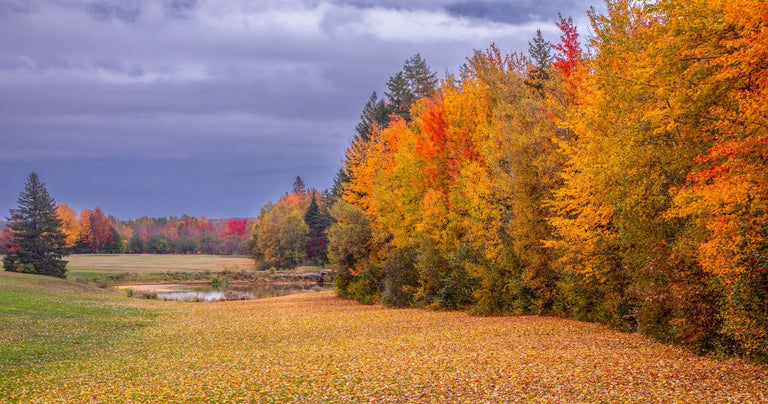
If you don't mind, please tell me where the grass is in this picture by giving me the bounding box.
[0,272,158,393]
[64,254,329,286]
[64,254,256,285]
[66,254,254,276]
[1,271,767,402]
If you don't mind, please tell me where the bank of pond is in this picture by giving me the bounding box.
[122,281,331,301]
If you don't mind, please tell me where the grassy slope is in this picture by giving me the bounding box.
[1,271,767,402]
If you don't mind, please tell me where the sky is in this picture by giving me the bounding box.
[1,0,601,220]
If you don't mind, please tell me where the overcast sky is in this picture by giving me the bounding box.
[1,0,601,220]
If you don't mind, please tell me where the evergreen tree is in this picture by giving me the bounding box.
[529,29,553,71]
[292,176,306,195]
[331,168,349,200]
[354,92,390,144]
[3,172,68,278]
[403,53,438,100]
[526,29,553,92]
[385,53,438,122]
[304,193,332,266]
[385,70,415,121]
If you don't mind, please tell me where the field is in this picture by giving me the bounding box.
[2,270,767,402]
[65,254,255,280]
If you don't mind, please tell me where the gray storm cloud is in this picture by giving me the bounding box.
[0,0,599,218]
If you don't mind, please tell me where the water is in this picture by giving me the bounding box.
[129,283,331,302]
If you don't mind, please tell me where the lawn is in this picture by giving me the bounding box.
[1,271,767,402]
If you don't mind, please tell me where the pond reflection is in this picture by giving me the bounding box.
[127,283,331,302]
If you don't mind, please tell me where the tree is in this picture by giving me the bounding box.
[147,234,173,254]
[79,207,114,253]
[103,227,124,254]
[3,172,68,278]
[0,228,12,255]
[56,204,80,249]
[128,233,145,253]
[526,29,552,91]
[386,54,438,122]
[553,14,581,80]
[173,236,198,254]
[292,176,306,195]
[304,193,332,265]
[385,71,415,121]
[251,191,310,269]
[355,92,391,144]
[223,219,249,238]
[403,53,439,101]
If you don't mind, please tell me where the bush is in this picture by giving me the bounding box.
[15,263,36,274]
[147,235,173,254]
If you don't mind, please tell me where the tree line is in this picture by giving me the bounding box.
[1,191,256,258]
[324,0,768,360]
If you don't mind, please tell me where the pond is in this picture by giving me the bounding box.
[124,283,331,302]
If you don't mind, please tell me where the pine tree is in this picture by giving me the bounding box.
[385,71,415,121]
[292,176,306,195]
[403,53,438,100]
[385,54,438,122]
[526,29,553,92]
[354,91,390,144]
[3,172,69,278]
[304,193,332,266]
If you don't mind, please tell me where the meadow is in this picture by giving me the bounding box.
[65,254,255,281]
[1,269,768,402]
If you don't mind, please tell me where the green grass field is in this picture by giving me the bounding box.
[1,270,767,402]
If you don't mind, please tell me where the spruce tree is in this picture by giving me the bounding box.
[292,176,306,195]
[354,91,390,144]
[385,70,415,121]
[385,54,438,122]
[526,29,553,92]
[3,172,69,278]
[402,53,438,100]
[304,193,331,265]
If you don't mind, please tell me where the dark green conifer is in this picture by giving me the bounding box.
[3,172,68,278]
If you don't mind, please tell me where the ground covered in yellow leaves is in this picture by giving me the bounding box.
[1,272,767,403]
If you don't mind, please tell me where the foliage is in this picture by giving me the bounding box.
[114,215,254,255]
[326,0,768,360]
[78,207,115,253]
[3,172,68,278]
[250,191,310,270]
[55,204,80,248]
[147,234,173,254]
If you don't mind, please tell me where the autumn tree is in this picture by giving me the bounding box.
[327,0,768,361]
[56,204,80,248]
[79,207,114,253]
[327,200,374,298]
[0,228,12,255]
[250,183,314,269]
[648,0,768,357]
[3,173,68,277]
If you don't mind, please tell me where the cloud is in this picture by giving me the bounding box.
[0,0,600,218]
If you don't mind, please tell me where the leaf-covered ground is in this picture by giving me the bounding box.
[1,272,767,403]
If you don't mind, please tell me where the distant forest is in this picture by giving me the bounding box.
[0,208,255,256]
